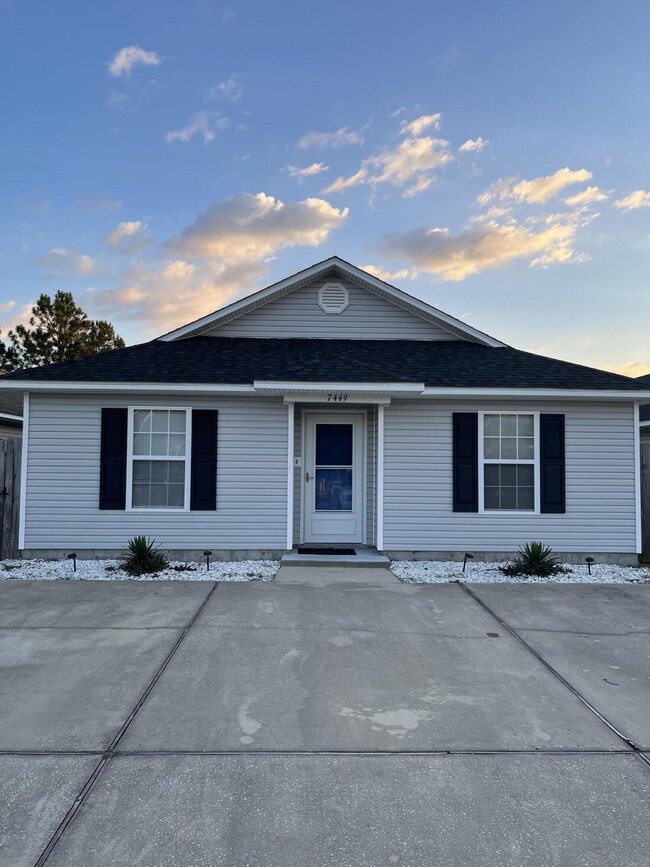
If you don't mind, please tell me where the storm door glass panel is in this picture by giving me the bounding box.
[315,424,353,511]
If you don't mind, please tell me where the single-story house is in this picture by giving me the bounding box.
[637,373,650,441]
[0,391,23,438]
[3,257,649,563]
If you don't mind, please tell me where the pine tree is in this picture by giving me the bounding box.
[0,292,125,372]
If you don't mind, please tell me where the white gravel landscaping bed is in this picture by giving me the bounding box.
[391,560,650,584]
[0,558,279,582]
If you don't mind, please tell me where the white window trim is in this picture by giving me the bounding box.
[478,411,541,515]
[126,406,192,512]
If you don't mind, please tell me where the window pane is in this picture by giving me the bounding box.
[501,414,517,436]
[484,464,500,486]
[315,424,353,466]
[168,434,186,456]
[132,433,150,456]
[500,487,517,510]
[484,437,500,459]
[167,461,185,483]
[518,415,534,436]
[132,461,150,482]
[169,411,186,433]
[501,437,517,459]
[500,464,517,486]
[134,410,151,432]
[484,487,500,509]
[518,437,534,459]
[150,484,168,507]
[152,410,169,433]
[167,484,185,508]
[517,465,534,486]
[150,462,168,483]
[132,484,149,508]
[315,468,352,511]
[150,433,169,456]
[518,487,534,510]
[484,414,500,436]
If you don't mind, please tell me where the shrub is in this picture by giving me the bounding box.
[122,535,168,576]
[500,541,566,578]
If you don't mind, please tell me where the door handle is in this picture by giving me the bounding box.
[305,472,312,482]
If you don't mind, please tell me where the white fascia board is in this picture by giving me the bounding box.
[640,420,650,428]
[254,380,425,395]
[0,381,257,394]
[420,387,650,400]
[157,255,505,347]
[0,412,22,421]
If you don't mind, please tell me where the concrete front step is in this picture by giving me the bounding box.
[280,547,390,568]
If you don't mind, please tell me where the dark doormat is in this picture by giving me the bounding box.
[297,547,357,555]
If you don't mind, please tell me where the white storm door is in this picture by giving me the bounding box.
[302,413,364,543]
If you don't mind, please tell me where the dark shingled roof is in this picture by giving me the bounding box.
[3,337,646,391]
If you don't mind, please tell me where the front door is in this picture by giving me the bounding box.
[302,413,364,543]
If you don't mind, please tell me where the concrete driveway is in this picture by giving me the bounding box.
[1,568,649,866]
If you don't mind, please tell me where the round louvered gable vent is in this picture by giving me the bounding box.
[318,282,349,314]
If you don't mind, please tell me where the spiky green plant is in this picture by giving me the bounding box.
[122,535,167,576]
[501,541,563,578]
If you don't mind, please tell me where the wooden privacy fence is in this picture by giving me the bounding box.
[0,437,21,560]
[642,442,650,563]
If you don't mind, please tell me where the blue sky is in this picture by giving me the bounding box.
[1,0,649,373]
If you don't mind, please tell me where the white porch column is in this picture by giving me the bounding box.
[286,401,295,551]
[377,403,384,551]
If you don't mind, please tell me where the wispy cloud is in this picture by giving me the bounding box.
[287,162,329,179]
[89,191,349,333]
[298,127,364,149]
[208,74,243,101]
[430,46,461,68]
[166,191,348,261]
[104,221,152,254]
[613,190,650,211]
[324,114,452,198]
[459,137,489,153]
[34,247,96,278]
[362,264,417,282]
[108,46,160,77]
[165,111,229,144]
[478,167,593,206]
[107,91,129,110]
[604,360,650,377]
[78,194,123,214]
[88,259,265,335]
[377,200,596,281]
[563,186,609,207]
[400,113,441,136]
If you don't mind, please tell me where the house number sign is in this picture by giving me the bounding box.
[327,393,348,402]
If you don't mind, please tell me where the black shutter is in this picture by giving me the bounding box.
[190,409,218,510]
[540,413,565,513]
[453,413,478,512]
[99,408,127,510]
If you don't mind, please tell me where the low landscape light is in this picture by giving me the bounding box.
[67,552,77,573]
[585,556,595,575]
[463,553,474,572]
[204,550,213,570]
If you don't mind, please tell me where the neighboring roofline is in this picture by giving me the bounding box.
[640,420,650,427]
[3,380,649,399]
[157,256,506,348]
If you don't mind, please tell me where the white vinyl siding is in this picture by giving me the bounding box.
[208,279,459,341]
[383,399,637,553]
[24,393,288,551]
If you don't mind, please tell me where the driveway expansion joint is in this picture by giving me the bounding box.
[31,580,220,867]
[455,580,649,765]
